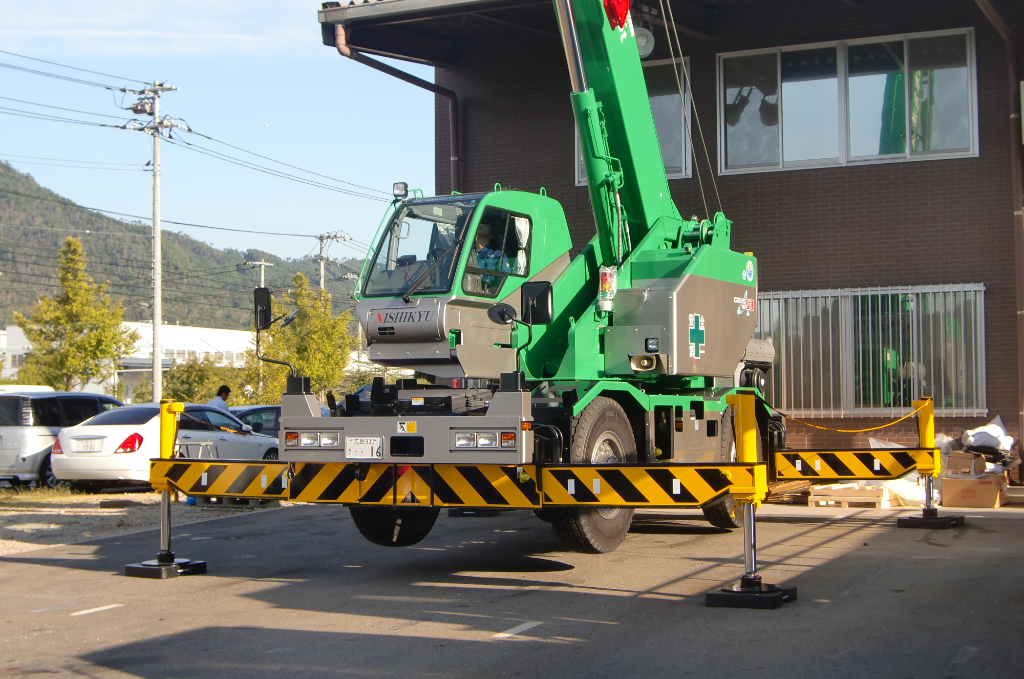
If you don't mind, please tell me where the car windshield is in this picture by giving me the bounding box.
[363,198,478,297]
[83,406,159,426]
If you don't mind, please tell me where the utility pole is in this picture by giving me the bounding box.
[245,259,274,287]
[314,232,352,292]
[126,82,182,402]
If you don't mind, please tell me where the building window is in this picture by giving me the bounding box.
[718,29,977,174]
[576,58,691,186]
[755,284,986,418]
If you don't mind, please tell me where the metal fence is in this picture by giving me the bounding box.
[754,284,986,418]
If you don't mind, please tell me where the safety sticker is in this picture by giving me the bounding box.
[742,260,755,281]
[397,421,417,433]
[688,314,706,359]
[734,290,754,316]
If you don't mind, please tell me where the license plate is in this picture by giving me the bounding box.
[75,439,99,452]
[345,436,383,459]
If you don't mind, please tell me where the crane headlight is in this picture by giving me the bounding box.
[393,182,409,199]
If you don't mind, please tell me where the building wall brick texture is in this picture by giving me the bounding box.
[432,0,1024,444]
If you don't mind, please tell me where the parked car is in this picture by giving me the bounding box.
[0,391,123,488]
[52,403,278,488]
[231,404,332,440]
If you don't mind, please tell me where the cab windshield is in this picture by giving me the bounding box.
[363,198,478,297]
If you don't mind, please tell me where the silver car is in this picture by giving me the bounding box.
[0,392,123,488]
[52,403,279,488]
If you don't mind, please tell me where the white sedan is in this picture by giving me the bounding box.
[52,403,278,486]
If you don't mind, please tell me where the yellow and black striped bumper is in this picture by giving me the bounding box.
[152,460,766,508]
[150,459,288,498]
[152,449,937,508]
[773,448,939,481]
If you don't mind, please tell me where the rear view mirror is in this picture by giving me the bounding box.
[254,288,272,330]
[487,303,517,325]
[521,281,553,325]
[241,424,253,433]
[280,309,301,329]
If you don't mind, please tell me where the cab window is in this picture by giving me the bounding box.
[462,209,531,297]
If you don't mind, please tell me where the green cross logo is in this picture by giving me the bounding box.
[688,314,705,359]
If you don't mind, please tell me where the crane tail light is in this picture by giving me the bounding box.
[603,0,630,30]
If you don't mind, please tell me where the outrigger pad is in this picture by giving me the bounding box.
[897,515,966,529]
[705,576,797,610]
[125,558,207,579]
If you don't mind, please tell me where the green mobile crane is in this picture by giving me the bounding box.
[274,0,777,553]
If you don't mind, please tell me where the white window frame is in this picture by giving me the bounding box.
[755,283,987,418]
[576,57,692,186]
[716,28,979,176]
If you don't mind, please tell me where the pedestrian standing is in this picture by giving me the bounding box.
[206,385,231,412]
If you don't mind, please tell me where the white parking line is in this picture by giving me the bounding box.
[70,604,122,617]
[493,621,543,639]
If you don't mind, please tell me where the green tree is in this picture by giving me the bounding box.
[240,272,353,403]
[131,357,241,404]
[14,237,140,391]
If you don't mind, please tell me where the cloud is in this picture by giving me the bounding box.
[0,0,323,56]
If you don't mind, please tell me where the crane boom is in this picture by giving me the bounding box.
[555,0,684,267]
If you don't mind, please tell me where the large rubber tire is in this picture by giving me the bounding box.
[703,494,744,529]
[262,448,279,460]
[549,397,637,554]
[349,506,440,547]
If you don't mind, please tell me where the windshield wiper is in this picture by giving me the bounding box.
[401,228,468,303]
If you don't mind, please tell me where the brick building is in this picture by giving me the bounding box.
[318,0,1024,447]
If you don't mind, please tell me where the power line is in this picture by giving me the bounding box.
[0,267,261,308]
[0,278,249,312]
[0,49,149,86]
[186,128,392,197]
[0,222,150,237]
[0,96,136,121]
[0,61,126,90]
[2,159,145,172]
[0,242,353,296]
[0,186,327,239]
[0,153,141,166]
[163,134,389,202]
[0,107,126,129]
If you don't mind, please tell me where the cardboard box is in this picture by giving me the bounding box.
[945,450,987,478]
[941,476,1007,508]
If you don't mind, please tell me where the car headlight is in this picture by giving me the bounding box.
[455,432,476,447]
[320,432,340,447]
[476,432,498,448]
[299,432,320,447]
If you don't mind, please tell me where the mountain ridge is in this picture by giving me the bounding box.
[0,162,362,329]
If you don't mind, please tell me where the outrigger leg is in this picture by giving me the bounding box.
[705,393,796,609]
[125,400,207,579]
[897,399,966,529]
[705,501,797,609]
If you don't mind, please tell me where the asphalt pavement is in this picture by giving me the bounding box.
[1,503,1021,678]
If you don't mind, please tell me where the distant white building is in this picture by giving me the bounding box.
[1,323,401,400]
[2,323,254,399]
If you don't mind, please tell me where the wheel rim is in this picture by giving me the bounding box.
[590,431,623,519]
[42,459,57,489]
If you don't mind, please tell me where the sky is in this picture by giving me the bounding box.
[0,0,435,261]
